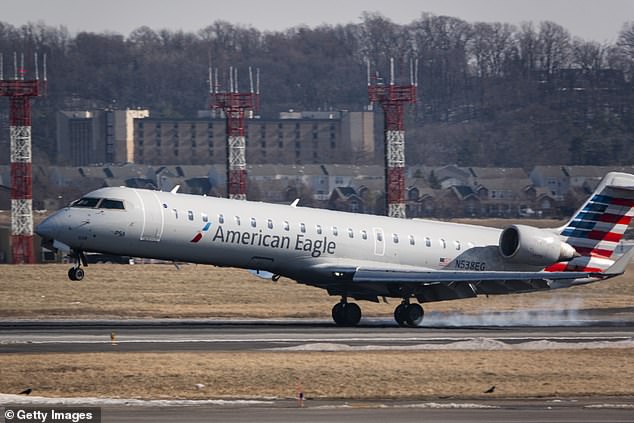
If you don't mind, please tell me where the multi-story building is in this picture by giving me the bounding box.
[56,109,149,165]
[57,108,374,166]
[135,110,374,165]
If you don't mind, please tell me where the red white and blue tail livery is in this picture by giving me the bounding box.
[548,172,634,273]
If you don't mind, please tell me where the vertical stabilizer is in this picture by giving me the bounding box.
[558,172,634,259]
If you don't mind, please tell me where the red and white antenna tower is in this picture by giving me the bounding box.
[0,52,46,263]
[209,65,260,200]
[368,58,417,218]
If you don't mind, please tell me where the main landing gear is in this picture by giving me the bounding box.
[331,297,425,328]
[68,250,87,281]
[394,300,424,327]
[331,298,362,327]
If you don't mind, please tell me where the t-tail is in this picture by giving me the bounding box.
[547,172,634,273]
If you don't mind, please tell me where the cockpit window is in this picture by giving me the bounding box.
[71,197,100,208]
[100,199,125,210]
[70,197,125,210]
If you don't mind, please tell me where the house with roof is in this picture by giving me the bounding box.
[430,164,472,189]
[529,166,567,200]
[473,177,536,217]
[328,187,365,214]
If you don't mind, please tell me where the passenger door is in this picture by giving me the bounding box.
[136,190,164,242]
[373,227,385,256]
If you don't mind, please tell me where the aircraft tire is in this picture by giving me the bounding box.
[394,303,408,327]
[405,303,424,327]
[68,267,85,281]
[74,267,85,281]
[332,302,362,326]
[344,302,362,326]
[332,303,346,326]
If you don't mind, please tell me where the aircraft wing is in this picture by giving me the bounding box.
[352,268,601,284]
[308,249,632,302]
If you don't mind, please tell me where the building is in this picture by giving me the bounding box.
[57,108,373,166]
[57,109,149,166]
[135,110,374,165]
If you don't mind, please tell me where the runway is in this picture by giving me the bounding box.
[1,318,633,422]
[100,399,634,423]
[1,317,633,353]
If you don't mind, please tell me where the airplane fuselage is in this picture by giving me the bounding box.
[37,172,634,327]
[40,187,508,284]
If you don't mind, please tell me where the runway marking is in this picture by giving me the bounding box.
[2,336,633,351]
[0,393,274,407]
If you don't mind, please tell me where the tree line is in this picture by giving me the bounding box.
[1,13,634,167]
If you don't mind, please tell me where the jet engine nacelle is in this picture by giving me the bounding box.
[498,224,577,267]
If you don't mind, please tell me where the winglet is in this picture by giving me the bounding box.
[603,246,634,276]
[170,185,180,194]
[290,198,300,208]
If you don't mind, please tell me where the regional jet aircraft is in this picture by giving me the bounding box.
[36,172,634,327]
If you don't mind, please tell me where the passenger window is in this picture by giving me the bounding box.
[455,241,461,250]
[348,228,354,238]
[393,234,399,244]
[361,230,368,240]
[425,237,431,247]
[218,214,224,224]
[300,223,306,233]
[173,209,179,219]
[235,216,241,225]
[332,226,338,236]
[188,210,194,221]
[267,219,273,229]
[409,235,415,245]
[376,232,383,242]
[283,221,290,231]
[100,199,125,209]
[440,238,446,249]
[316,225,322,235]
[251,217,257,228]
[202,213,208,223]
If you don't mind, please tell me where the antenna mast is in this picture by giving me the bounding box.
[368,58,417,218]
[0,52,47,263]
[209,64,260,200]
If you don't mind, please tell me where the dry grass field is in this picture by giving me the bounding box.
[1,263,633,400]
[1,350,633,400]
[0,263,633,319]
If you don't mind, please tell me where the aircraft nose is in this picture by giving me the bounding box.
[36,213,61,240]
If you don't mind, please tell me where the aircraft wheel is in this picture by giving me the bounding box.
[332,302,362,326]
[394,303,408,327]
[332,302,346,326]
[405,303,424,327]
[68,267,85,281]
[74,267,85,281]
[344,302,362,326]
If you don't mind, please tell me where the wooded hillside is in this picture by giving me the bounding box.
[1,13,634,166]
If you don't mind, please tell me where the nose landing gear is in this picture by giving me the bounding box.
[68,250,87,281]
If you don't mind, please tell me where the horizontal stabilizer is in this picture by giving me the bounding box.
[603,246,634,275]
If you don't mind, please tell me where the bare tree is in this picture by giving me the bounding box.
[571,38,607,71]
[537,21,571,75]
[515,22,539,77]
[613,21,634,79]
[470,22,515,77]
